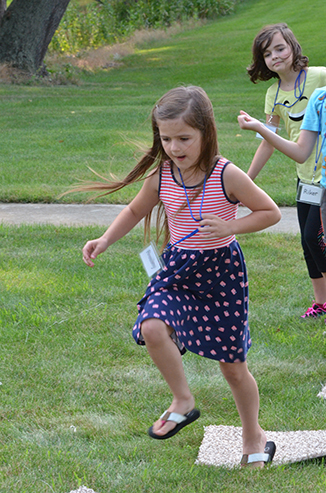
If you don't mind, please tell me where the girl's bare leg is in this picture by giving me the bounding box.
[311,275,326,305]
[219,361,266,467]
[141,318,195,437]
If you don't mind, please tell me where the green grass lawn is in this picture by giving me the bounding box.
[1,0,325,205]
[2,0,326,491]
[1,224,326,492]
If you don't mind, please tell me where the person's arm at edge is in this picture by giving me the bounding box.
[238,111,317,164]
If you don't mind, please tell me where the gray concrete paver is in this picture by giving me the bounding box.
[0,203,299,234]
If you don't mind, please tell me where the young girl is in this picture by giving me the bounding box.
[246,23,326,319]
[81,86,280,466]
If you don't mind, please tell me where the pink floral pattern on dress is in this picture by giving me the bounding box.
[132,241,251,363]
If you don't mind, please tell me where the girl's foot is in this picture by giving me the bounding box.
[241,427,267,468]
[301,301,326,319]
[151,396,195,437]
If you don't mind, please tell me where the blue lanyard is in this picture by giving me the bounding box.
[269,69,307,121]
[178,168,206,221]
[167,168,207,249]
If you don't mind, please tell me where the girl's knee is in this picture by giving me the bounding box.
[141,318,170,344]
[219,361,248,386]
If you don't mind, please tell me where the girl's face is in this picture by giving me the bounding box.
[262,31,293,75]
[157,118,202,173]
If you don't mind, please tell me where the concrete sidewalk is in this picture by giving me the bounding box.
[0,203,299,234]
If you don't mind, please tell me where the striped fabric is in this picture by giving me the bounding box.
[159,158,238,250]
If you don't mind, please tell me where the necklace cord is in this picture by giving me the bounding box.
[268,69,307,124]
[166,168,207,249]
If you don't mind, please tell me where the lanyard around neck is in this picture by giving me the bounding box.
[167,168,207,249]
[177,167,206,221]
[269,69,307,123]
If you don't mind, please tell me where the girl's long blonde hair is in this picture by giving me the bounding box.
[67,85,220,248]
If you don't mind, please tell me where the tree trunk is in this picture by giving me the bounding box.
[0,0,71,73]
[0,0,6,22]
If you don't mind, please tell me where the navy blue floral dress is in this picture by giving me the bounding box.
[132,158,251,363]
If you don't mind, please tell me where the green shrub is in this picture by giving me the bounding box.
[50,0,239,54]
[50,2,118,53]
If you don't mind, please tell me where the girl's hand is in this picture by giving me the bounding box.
[82,237,109,267]
[198,214,231,239]
[237,111,261,132]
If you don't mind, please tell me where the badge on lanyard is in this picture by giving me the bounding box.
[296,181,322,205]
[139,241,165,277]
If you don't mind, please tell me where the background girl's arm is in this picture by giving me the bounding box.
[246,113,280,180]
[238,111,317,164]
[198,164,281,238]
[82,171,160,267]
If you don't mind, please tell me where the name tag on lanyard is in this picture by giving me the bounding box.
[139,241,165,277]
[296,180,322,205]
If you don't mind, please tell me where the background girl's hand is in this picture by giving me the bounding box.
[198,214,231,239]
[82,237,109,267]
[237,110,261,131]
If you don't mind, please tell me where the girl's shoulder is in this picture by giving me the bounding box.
[211,156,232,175]
[216,156,230,166]
[309,86,326,106]
[306,66,326,84]
[307,66,326,75]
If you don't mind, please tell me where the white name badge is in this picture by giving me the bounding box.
[296,180,322,205]
[256,123,278,140]
[139,242,165,277]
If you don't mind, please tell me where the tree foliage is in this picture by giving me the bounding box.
[50,0,239,54]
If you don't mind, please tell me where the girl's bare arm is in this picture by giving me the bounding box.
[238,111,317,164]
[82,172,160,267]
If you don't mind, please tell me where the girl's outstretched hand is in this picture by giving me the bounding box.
[237,111,261,131]
[82,237,109,267]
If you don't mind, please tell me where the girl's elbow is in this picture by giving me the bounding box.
[297,156,308,164]
[272,207,282,225]
[294,147,311,163]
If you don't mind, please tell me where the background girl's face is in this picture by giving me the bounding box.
[157,118,202,172]
[262,31,293,75]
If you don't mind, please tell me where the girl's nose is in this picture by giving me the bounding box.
[170,140,180,152]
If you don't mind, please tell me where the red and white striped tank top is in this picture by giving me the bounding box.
[159,157,238,250]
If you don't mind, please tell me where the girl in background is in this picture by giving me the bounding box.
[246,23,326,318]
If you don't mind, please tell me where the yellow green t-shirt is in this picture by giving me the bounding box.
[265,66,326,182]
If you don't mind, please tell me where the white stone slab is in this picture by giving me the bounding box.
[196,425,326,468]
